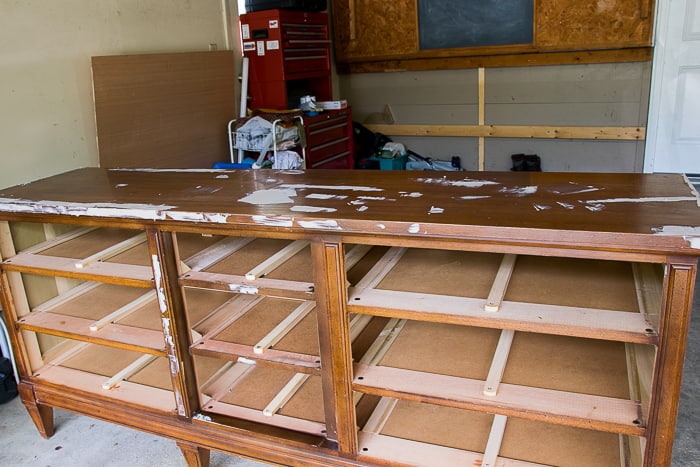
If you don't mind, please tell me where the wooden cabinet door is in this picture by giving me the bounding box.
[536,0,654,49]
[332,0,418,62]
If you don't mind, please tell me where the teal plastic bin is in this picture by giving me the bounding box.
[371,154,407,170]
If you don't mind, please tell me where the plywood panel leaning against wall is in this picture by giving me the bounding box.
[92,51,236,169]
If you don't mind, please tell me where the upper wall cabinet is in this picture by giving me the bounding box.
[332,0,655,72]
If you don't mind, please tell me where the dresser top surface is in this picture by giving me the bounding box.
[1,168,699,253]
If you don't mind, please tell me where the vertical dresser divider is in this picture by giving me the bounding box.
[145,229,200,419]
[644,257,698,465]
[311,236,358,456]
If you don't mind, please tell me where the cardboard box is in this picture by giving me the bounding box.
[317,100,348,110]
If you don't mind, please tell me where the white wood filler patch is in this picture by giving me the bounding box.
[151,254,168,313]
[408,223,421,233]
[459,196,490,200]
[652,226,700,249]
[165,211,231,223]
[252,215,293,227]
[85,207,166,219]
[556,202,576,210]
[290,206,337,213]
[204,213,230,223]
[376,223,386,229]
[400,192,423,198]
[500,186,538,196]
[585,203,605,212]
[585,196,698,204]
[548,182,602,195]
[151,252,185,415]
[229,284,259,294]
[280,184,383,192]
[161,318,178,373]
[297,220,342,230]
[238,188,297,205]
[357,205,369,212]
[111,168,232,173]
[357,196,392,201]
[115,184,128,188]
[306,193,348,200]
[428,206,444,214]
[216,174,229,179]
[533,204,552,211]
[0,198,173,220]
[416,177,500,188]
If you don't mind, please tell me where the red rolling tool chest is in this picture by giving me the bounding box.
[240,9,332,110]
[239,9,353,169]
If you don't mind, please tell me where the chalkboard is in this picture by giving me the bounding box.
[418,0,533,50]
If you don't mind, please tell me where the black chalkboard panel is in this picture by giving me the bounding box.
[418,0,533,50]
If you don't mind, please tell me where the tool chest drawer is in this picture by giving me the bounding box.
[304,107,353,169]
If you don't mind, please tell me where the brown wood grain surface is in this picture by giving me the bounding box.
[92,51,236,169]
[1,168,699,255]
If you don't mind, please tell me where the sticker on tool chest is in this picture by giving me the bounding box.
[256,41,265,56]
[269,20,279,29]
[267,40,279,50]
[243,42,255,52]
[241,24,250,40]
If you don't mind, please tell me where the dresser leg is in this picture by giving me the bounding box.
[177,441,210,467]
[18,382,54,439]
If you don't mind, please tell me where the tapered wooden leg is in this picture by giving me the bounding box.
[177,441,210,467]
[18,382,54,439]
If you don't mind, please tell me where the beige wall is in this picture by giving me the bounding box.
[0,1,652,186]
[339,62,651,172]
[0,0,240,189]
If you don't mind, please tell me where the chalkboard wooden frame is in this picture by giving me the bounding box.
[418,0,534,50]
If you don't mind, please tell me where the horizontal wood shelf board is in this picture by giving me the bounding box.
[181,270,315,300]
[338,232,668,264]
[203,400,326,437]
[183,236,255,272]
[32,364,176,413]
[353,364,644,436]
[338,47,654,72]
[3,252,153,286]
[20,226,99,255]
[357,432,543,467]
[192,339,321,375]
[365,124,646,141]
[348,288,657,344]
[18,311,165,355]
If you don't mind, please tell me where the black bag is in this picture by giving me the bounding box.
[0,357,18,403]
[352,122,392,168]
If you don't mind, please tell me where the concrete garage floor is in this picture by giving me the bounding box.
[2,288,700,466]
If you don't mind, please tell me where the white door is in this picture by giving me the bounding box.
[645,0,700,173]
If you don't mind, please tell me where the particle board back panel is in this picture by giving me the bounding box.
[92,51,236,169]
[377,400,623,466]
